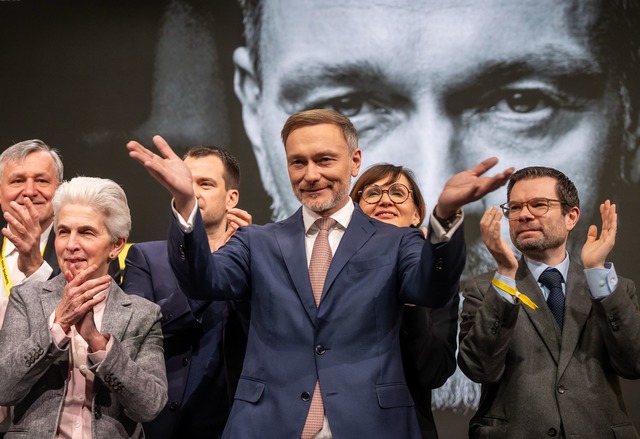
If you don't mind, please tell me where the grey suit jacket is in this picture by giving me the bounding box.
[0,274,168,439]
[458,258,640,439]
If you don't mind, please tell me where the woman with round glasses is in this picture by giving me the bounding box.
[350,164,459,439]
[351,164,426,228]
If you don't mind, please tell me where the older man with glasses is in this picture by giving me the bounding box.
[458,166,640,438]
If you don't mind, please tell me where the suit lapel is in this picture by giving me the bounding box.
[274,210,318,324]
[43,229,60,275]
[100,283,133,340]
[557,260,591,378]
[516,261,561,364]
[40,274,65,321]
[321,208,375,304]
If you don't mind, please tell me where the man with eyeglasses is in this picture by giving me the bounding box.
[457,166,640,438]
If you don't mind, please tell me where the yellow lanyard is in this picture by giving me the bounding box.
[0,236,46,296]
[492,277,539,310]
[1,237,12,296]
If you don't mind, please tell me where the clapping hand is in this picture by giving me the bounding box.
[581,200,617,269]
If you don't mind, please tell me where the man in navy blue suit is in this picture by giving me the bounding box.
[122,146,251,438]
[127,109,513,438]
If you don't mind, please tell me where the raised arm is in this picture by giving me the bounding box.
[127,135,196,221]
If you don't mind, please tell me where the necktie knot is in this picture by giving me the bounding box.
[538,268,564,289]
[315,217,336,232]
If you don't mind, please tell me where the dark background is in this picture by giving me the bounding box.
[0,1,637,437]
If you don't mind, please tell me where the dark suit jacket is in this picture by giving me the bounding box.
[458,258,640,439]
[168,204,466,438]
[122,241,249,439]
[402,293,460,439]
[0,274,168,438]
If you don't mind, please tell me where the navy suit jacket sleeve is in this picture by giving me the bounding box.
[168,206,465,307]
[122,241,206,340]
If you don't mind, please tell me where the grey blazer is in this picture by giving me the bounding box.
[458,258,640,439]
[0,274,168,439]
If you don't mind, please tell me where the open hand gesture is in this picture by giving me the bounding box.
[127,135,195,219]
[436,157,514,218]
[581,200,617,269]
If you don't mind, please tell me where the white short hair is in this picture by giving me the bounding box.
[53,177,131,242]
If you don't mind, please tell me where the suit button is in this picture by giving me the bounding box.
[490,328,497,335]
[611,323,619,332]
[94,410,102,420]
[169,402,180,411]
[547,428,557,436]
[557,385,565,394]
[182,357,190,367]
[315,345,326,355]
[301,392,311,402]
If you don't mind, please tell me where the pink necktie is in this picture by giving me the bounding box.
[301,217,336,439]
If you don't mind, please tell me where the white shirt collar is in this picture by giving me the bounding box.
[525,252,571,284]
[302,200,355,234]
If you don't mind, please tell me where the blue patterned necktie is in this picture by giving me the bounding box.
[538,268,565,330]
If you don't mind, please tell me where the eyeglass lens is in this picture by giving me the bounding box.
[362,183,410,204]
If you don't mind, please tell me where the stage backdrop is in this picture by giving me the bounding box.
[1,1,638,437]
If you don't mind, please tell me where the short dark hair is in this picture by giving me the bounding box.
[350,163,427,226]
[507,166,580,213]
[183,146,241,190]
[281,109,358,153]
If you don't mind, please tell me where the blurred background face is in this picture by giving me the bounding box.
[357,174,420,227]
[0,151,58,229]
[238,0,623,273]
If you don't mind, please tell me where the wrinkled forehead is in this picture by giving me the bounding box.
[258,0,601,68]
[1,151,57,176]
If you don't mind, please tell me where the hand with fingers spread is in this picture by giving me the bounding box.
[480,206,518,279]
[213,208,253,251]
[435,157,515,219]
[127,135,195,219]
[54,264,111,334]
[581,200,617,269]
[2,198,45,277]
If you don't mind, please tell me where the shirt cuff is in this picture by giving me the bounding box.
[87,335,113,365]
[492,272,517,304]
[429,210,464,244]
[22,261,53,284]
[585,262,618,299]
[48,311,70,349]
[171,198,198,233]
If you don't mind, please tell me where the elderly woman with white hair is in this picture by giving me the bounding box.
[0,177,167,438]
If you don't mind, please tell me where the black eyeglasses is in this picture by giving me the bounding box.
[359,183,412,205]
[499,198,567,218]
